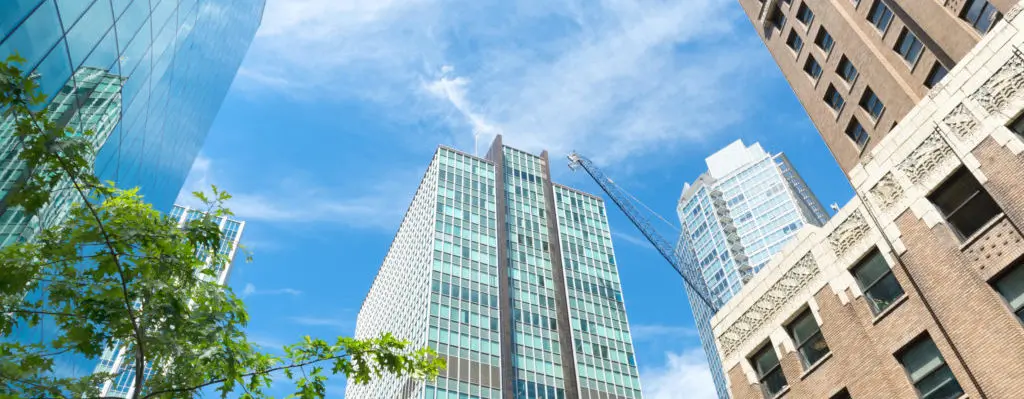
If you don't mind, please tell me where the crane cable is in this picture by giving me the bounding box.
[607,177,681,233]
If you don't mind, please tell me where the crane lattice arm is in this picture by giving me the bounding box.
[567,152,719,311]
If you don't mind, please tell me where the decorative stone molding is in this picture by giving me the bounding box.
[828,211,871,259]
[943,0,968,15]
[969,50,1024,114]
[718,253,819,359]
[869,173,904,212]
[942,103,980,140]
[1007,3,1023,21]
[896,131,956,185]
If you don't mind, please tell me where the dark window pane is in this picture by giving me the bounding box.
[831,389,852,399]
[994,262,1024,322]
[798,332,831,367]
[825,85,845,111]
[864,273,904,314]
[916,366,964,399]
[786,30,804,52]
[815,28,834,52]
[805,56,823,79]
[928,168,1001,239]
[898,338,965,399]
[869,1,893,32]
[846,118,869,147]
[797,4,814,25]
[925,62,949,88]
[838,56,858,82]
[762,368,788,397]
[860,88,884,119]
[896,29,923,64]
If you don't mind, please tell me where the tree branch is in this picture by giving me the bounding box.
[139,351,350,399]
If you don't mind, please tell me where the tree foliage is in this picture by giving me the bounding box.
[0,54,444,398]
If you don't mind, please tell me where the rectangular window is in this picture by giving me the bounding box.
[824,84,845,111]
[851,250,904,315]
[961,0,1002,34]
[860,88,884,120]
[837,56,858,83]
[769,7,786,30]
[814,28,834,52]
[786,30,804,52]
[804,56,823,79]
[895,28,924,65]
[831,389,852,399]
[868,1,893,32]
[994,261,1024,322]
[1008,112,1024,140]
[751,344,788,398]
[787,310,830,368]
[897,336,965,399]
[928,168,1002,240]
[924,62,949,88]
[796,3,814,25]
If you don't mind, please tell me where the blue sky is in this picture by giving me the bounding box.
[178,0,853,397]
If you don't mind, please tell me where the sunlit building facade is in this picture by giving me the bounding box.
[92,204,246,398]
[350,136,643,399]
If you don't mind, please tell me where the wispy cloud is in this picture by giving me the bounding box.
[288,316,352,330]
[611,231,655,250]
[241,0,766,166]
[630,324,698,341]
[175,155,415,230]
[242,283,303,298]
[641,348,718,399]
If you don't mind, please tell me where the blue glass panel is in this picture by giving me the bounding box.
[64,0,113,68]
[119,17,149,76]
[55,0,99,28]
[111,0,134,17]
[0,0,61,68]
[151,0,177,32]
[30,38,72,103]
[115,0,148,54]
[0,0,46,38]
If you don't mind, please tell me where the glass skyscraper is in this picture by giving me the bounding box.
[92,204,246,398]
[0,0,265,244]
[676,140,829,399]
[349,136,643,399]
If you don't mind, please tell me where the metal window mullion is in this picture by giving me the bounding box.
[862,268,895,292]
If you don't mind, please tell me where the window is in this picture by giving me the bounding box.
[831,389,852,399]
[786,30,804,52]
[751,344,788,398]
[1009,112,1024,139]
[768,7,786,30]
[787,310,830,368]
[796,3,814,25]
[924,62,949,88]
[860,88,884,120]
[961,0,1002,34]
[868,1,893,32]
[824,84,845,111]
[994,261,1024,322]
[897,336,965,399]
[851,250,904,315]
[804,56,823,79]
[814,28,834,52]
[895,28,924,65]
[927,168,1002,240]
[837,56,858,83]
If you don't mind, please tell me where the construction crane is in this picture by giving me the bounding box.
[567,151,731,399]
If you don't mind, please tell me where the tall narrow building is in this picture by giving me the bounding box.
[738,0,1013,172]
[349,136,644,399]
[92,204,246,398]
[677,140,829,305]
[675,140,828,399]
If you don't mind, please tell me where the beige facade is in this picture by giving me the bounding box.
[713,6,1024,399]
[738,0,1018,173]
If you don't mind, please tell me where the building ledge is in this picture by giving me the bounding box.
[958,213,1007,250]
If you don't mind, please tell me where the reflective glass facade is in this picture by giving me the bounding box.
[92,204,246,398]
[675,140,828,399]
[0,0,264,244]
[351,139,643,399]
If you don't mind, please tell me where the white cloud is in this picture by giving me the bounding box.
[175,155,415,230]
[630,324,697,341]
[242,283,303,297]
[642,348,718,399]
[240,0,766,166]
[611,231,655,250]
[288,316,351,330]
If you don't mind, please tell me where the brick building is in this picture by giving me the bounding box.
[739,0,1016,173]
[712,5,1024,399]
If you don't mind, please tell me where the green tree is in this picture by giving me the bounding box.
[0,55,444,399]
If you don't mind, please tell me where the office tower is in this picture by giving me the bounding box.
[675,140,828,399]
[678,140,829,305]
[0,0,265,243]
[349,136,644,399]
[711,11,1024,399]
[738,0,1014,173]
[92,204,246,398]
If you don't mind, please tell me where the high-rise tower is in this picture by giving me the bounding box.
[738,0,1013,172]
[91,204,246,398]
[678,140,829,305]
[349,136,644,399]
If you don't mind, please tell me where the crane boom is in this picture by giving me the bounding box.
[567,152,718,311]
